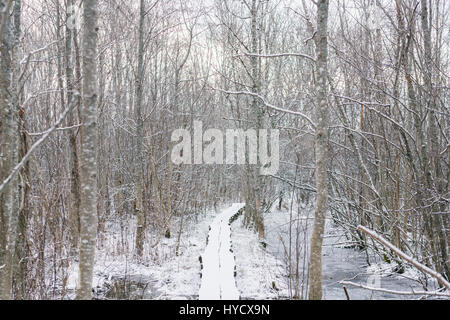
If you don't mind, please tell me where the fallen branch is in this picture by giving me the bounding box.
[340,280,450,298]
[357,225,450,291]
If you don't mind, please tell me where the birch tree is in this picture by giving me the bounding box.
[135,0,146,259]
[308,0,329,301]
[0,0,20,300]
[419,0,449,280]
[76,0,98,300]
[66,0,81,252]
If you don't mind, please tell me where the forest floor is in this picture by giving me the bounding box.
[64,201,445,300]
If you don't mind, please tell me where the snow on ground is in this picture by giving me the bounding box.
[65,202,292,300]
[198,203,243,300]
[66,207,221,300]
[231,216,290,299]
[150,209,219,299]
[65,199,446,300]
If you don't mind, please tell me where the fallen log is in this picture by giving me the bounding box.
[357,225,450,291]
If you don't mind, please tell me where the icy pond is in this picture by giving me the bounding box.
[264,206,443,300]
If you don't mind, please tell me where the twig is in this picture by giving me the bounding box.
[343,286,351,300]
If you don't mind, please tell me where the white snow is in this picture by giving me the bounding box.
[63,198,441,301]
[262,201,441,300]
[232,214,289,299]
[65,208,219,300]
[198,203,244,300]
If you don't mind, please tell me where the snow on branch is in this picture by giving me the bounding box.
[340,280,450,298]
[215,88,316,128]
[26,123,83,136]
[20,40,59,65]
[233,52,316,62]
[0,93,80,195]
[357,225,450,291]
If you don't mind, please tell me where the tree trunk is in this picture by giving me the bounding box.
[76,0,98,300]
[0,0,20,300]
[308,0,329,301]
[420,0,449,280]
[135,0,145,258]
[245,0,264,238]
[66,0,81,252]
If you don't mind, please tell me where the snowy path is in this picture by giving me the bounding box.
[198,203,244,300]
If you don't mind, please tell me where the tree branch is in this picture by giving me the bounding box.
[340,280,450,298]
[0,93,80,195]
[358,225,450,291]
[214,88,316,128]
[233,52,316,62]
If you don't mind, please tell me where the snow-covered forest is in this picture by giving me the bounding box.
[0,0,449,300]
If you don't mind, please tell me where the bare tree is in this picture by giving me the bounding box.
[76,0,99,300]
[66,0,81,252]
[0,0,20,300]
[308,0,329,301]
[134,0,146,259]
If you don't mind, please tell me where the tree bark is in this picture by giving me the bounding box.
[76,0,98,300]
[135,0,145,258]
[66,0,81,252]
[420,0,449,279]
[0,0,19,300]
[308,0,329,301]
